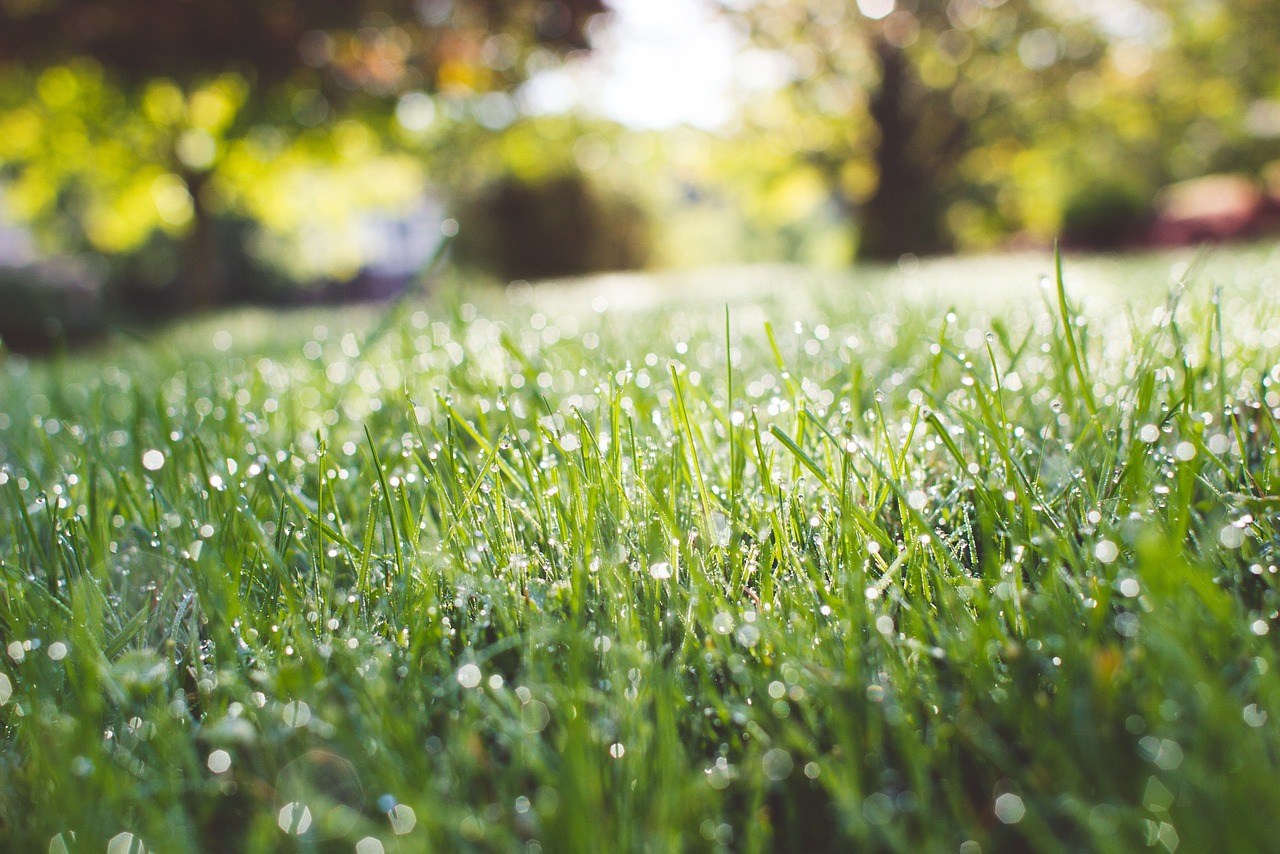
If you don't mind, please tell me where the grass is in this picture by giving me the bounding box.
[2,244,1280,853]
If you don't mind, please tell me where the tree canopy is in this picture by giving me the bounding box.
[0,0,607,304]
[717,0,1280,260]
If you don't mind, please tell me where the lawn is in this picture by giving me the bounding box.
[2,245,1279,853]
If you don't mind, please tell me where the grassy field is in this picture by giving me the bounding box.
[2,245,1280,853]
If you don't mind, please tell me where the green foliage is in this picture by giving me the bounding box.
[717,0,1280,256]
[2,245,1280,850]
[0,260,104,351]
[0,0,608,305]
[454,170,652,280]
[1060,181,1153,250]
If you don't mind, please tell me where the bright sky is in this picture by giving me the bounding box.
[521,0,748,130]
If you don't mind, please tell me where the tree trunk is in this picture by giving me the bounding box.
[183,170,222,310]
[857,38,958,261]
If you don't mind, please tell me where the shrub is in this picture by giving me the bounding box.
[1060,180,1153,249]
[453,171,652,281]
[0,259,105,352]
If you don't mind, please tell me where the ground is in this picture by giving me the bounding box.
[2,244,1279,853]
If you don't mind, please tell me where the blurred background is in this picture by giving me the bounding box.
[2,0,1279,349]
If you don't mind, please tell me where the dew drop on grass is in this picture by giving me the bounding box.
[389,804,417,834]
[207,750,232,773]
[649,562,672,580]
[107,832,147,854]
[1139,424,1160,443]
[356,838,385,854]
[1095,540,1119,564]
[994,793,1025,824]
[522,700,550,733]
[282,701,311,728]
[712,612,734,635]
[142,450,165,471]
[0,672,11,705]
[762,748,793,781]
[863,792,895,825]
[278,802,312,835]
[456,663,482,688]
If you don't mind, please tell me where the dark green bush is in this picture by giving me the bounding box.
[0,260,105,352]
[453,171,652,281]
[1060,180,1153,249]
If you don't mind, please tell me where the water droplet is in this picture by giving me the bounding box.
[522,699,550,733]
[456,663,482,688]
[735,624,760,648]
[278,802,312,835]
[142,450,165,471]
[648,562,672,580]
[207,750,232,773]
[107,832,147,854]
[762,748,793,781]
[1220,525,1246,549]
[282,701,311,728]
[994,793,1025,824]
[389,804,417,834]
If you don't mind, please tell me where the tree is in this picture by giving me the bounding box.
[0,0,606,306]
[718,0,1114,260]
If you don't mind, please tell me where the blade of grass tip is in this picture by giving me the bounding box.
[796,411,892,550]
[365,426,405,594]
[441,437,504,552]
[726,307,739,543]
[984,334,1009,430]
[763,321,801,400]
[572,407,675,535]
[1053,242,1097,418]
[768,423,834,493]
[669,363,715,536]
[357,493,380,602]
